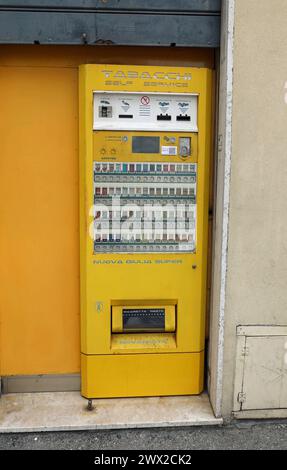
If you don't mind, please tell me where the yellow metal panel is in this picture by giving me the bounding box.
[111,333,176,352]
[164,306,176,332]
[0,65,80,375]
[0,45,215,69]
[80,64,212,398]
[81,254,204,355]
[112,307,124,333]
[93,131,198,163]
[81,352,204,398]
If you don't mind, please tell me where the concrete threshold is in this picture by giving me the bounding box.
[0,392,222,433]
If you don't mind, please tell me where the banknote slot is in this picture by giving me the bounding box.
[157,114,172,121]
[176,115,191,121]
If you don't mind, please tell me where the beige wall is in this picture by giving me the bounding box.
[219,0,287,418]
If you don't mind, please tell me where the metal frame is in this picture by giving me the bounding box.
[0,1,221,12]
[0,1,221,46]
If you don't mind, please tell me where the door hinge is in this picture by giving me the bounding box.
[241,346,249,357]
[237,392,246,404]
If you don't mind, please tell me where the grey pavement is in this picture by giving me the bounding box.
[0,422,287,450]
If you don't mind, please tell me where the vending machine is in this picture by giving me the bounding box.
[79,64,212,398]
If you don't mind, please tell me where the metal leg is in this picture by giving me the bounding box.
[87,399,94,411]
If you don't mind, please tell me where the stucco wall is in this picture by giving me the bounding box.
[221,0,287,418]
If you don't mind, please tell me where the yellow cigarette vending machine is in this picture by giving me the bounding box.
[79,64,212,399]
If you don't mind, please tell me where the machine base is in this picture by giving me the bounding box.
[81,352,204,399]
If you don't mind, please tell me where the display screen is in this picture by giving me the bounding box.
[132,136,160,154]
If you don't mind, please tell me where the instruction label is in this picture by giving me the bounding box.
[161,146,178,156]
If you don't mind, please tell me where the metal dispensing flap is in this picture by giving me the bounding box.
[112,305,176,333]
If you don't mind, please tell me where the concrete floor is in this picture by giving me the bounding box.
[0,423,287,450]
[0,392,221,433]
